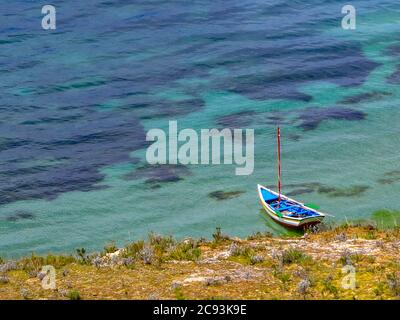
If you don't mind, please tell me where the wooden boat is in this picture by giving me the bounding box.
[257,127,326,229]
[257,184,325,229]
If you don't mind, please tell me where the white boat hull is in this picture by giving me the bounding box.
[257,184,325,229]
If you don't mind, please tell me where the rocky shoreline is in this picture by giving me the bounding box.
[0,224,400,300]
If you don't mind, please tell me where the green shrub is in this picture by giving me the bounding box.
[20,254,44,273]
[281,248,310,265]
[228,243,256,264]
[339,250,363,266]
[247,231,273,240]
[386,272,400,296]
[139,246,155,265]
[68,290,81,300]
[174,287,185,300]
[123,240,145,259]
[76,248,90,264]
[250,255,264,265]
[229,243,252,257]
[322,276,339,299]
[44,254,76,268]
[273,270,291,284]
[212,227,229,243]
[102,242,118,256]
[297,278,311,299]
[373,282,385,297]
[364,230,377,240]
[168,241,201,261]
[148,233,175,254]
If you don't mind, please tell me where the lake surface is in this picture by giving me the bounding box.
[1,0,400,257]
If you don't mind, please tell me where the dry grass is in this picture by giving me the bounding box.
[0,225,399,300]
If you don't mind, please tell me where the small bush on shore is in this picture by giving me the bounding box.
[168,240,201,261]
[121,235,201,264]
[229,243,250,257]
[281,248,310,265]
[20,254,44,275]
[339,249,353,266]
[149,233,175,253]
[373,282,385,297]
[386,272,400,296]
[250,255,264,265]
[0,260,18,273]
[68,290,81,300]
[0,275,9,284]
[273,268,291,289]
[174,287,185,300]
[44,254,76,268]
[322,275,339,299]
[102,242,118,256]
[339,250,364,266]
[297,278,311,299]
[140,246,155,265]
[247,231,273,240]
[19,253,76,274]
[76,248,90,264]
[212,227,230,243]
[123,240,145,259]
[228,243,264,265]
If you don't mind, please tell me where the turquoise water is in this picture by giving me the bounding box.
[1,1,400,257]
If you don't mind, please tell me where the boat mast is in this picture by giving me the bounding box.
[277,127,281,206]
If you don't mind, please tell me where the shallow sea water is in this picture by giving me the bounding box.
[0,1,400,257]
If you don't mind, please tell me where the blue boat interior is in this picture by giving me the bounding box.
[260,188,319,218]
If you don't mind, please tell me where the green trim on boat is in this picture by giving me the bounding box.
[274,210,283,218]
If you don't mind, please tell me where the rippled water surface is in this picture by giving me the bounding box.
[1,1,400,256]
